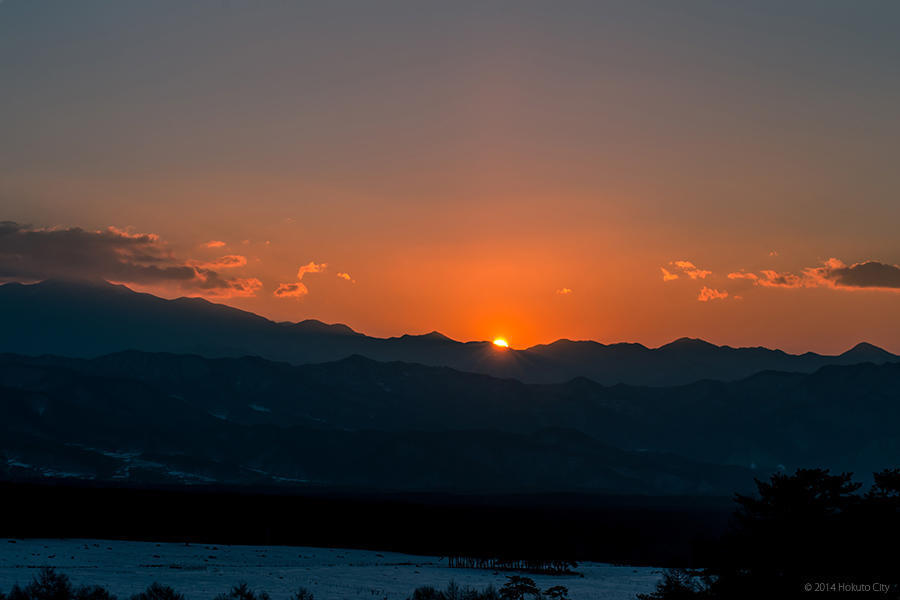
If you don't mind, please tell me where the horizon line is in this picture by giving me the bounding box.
[1,278,893,357]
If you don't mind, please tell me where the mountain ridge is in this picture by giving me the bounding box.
[2,349,899,493]
[1,278,896,386]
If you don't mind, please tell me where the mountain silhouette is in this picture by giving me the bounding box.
[2,350,898,493]
[0,351,757,494]
[1,278,896,386]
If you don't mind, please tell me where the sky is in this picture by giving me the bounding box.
[2,1,900,352]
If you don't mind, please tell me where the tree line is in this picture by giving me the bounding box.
[639,468,900,599]
[446,557,577,575]
[0,569,312,600]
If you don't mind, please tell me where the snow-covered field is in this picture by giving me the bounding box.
[0,539,662,600]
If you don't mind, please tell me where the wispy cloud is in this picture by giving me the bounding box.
[673,260,712,280]
[757,269,804,288]
[697,286,729,302]
[725,258,900,293]
[204,240,226,248]
[556,287,573,295]
[727,271,759,281]
[336,272,355,283]
[199,276,263,298]
[192,255,248,269]
[273,282,308,298]
[806,259,900,290]
[660,267,679,282]
[297,261,327,278]
[0,221,262,297]
[275,261,328,299]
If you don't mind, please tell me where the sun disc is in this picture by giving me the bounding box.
[493,338,509,348]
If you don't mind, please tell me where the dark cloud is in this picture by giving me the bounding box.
[818,260,900,289]
[273,282,308,298]
[0,221,261,297]
[724,258,900,292]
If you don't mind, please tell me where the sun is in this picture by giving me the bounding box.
[493,338,509,348]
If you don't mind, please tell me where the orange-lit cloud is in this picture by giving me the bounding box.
[758,269,804,288]
[336,272,355,282]
[204,240,226,248]
[0,221,262,298]
[275,261,328,299]
[192,254,248,269]
[727,271,759,281]
[297,261,327,278]
[107,226,161,242]
[556,287,573,295]
[274,282,309,298]
[661,267,679,282]
[199,276,263,298]
[671,260,711,279]
[723,258,900,293]
[804,258,900,291]
[697,286,729,302]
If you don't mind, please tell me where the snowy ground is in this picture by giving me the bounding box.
[0,539,662,600]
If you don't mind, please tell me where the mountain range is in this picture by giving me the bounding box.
[1,279,895,386]
[2,278,898,495]
[2,349,899,493]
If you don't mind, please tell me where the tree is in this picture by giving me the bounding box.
[499,577,540,600]
[290,588,314,600]
[409,587,443,600]
[640,468,900,599]
[75,586,115,600]
[21,567,74,600]
[543,586,569,600]
[867,468,900,500]
[214,584,269,600]
[129,583,185,600]
[4,568,117,600]
[636,569,707,600]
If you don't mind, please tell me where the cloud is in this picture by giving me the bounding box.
[273,282,309,298]
[672,260,712,280]
[275,261,328,299]
[192,255,248,269]
[805,258,900,290]
[204,240,226,248]
[697,287,729,302]
[727,271,759,281]
[199,276,262,298]
[757,269,804,288]
[660,267,679,282]
[724,258,900,292]
[336,272,355,283]
[556,287,573,295]
[297,261,327,278]
[0,221,262,297]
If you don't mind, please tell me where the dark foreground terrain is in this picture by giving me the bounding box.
[0,480,732,567]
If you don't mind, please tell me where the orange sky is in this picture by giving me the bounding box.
[2,2,900,353]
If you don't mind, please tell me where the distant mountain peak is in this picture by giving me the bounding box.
[423,330,450,340]
[841,342,892,360]
[34,277,117,289]
[285,319,360,336]
[660,337,717,350]
[398,331,453,341]
[847,341,882,351]
[545,338,605,347]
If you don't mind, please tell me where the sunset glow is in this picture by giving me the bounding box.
[493,338,509,348]
[1,3,900,354]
